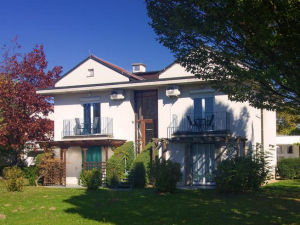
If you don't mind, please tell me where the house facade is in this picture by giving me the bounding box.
[37,55,277,186]
[276,136,300,161]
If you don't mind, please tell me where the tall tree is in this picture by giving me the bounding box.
[146,0,300,113]
[277,111,300,135]
[0,43,62,164]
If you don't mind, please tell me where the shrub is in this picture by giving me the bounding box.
[106,156,124,187]
[23,166,39,186]
[80,168,102,190]
[277,158,300,179]
[106,141,134,187]
[215,155,270,193]
[109,170,120,188]
[35,153,45,166]
[131,142,154,184]
[151,159,182,193]
[3,166,25,192]
[131,162,146,188]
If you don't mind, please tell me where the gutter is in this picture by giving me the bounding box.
[37,77,204,95]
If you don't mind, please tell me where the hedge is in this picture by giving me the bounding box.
[277,158,300,179]
[215,156,269,193]
[106,141,134,187]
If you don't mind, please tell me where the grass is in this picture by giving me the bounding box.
[0,180,299,225]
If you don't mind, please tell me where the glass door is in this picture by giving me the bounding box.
[82,146,102,170]
[191,144,215,185]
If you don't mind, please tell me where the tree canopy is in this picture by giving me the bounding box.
[0,42,61,160]
[277,111,300,135]
[146,0,300,113]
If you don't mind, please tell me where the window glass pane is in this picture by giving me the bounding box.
[205,97,214,114]
[83,103,91,134]
[194,98,202,119]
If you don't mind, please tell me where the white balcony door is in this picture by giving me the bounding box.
[193,97,214,119]
[83,103,100,134]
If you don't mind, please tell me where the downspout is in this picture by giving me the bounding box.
[261,109,264,151]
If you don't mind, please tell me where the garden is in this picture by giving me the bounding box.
[0,179,299,225]
[1,142,300,224]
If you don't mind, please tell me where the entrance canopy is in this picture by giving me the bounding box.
[48,139,126,149]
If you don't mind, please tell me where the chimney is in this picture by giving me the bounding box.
[132,63,146,73]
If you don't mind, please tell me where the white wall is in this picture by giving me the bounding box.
[158,83,277,175]
[277,145,300,161]
[54,90,135,141]
[159,63,195,79]
[277,135,300,161]
[55,58,129,87]
[66,146,82,185]
[157,84,270,147]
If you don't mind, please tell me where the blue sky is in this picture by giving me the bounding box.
[0,0,174,74]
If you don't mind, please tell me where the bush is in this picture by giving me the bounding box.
[35,153,45,166]
[131,162,146,188]
[151,159,182,193]
[23,166,39,186]
[80,168,102,190]
[277,158,300,179]
[3,166,25,192]
[131,142,154,184]
[215,155,270,193]
[106,141,134,187]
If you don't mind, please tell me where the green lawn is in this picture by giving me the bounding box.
[0,180,299,225]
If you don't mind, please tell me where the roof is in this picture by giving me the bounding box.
[91,55,143,80]
[55,55,144,85]
[133,71,160,80]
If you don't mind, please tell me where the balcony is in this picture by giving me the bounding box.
[167,112,231,139]
[62,117,113,138]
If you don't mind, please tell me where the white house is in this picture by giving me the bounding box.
[276,136,300,161]
[37,55,277,186]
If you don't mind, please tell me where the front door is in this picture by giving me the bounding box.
[135,90,158,152]
[191,144,215,185]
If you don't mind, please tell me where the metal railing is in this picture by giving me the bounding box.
[167,112,231,138]
[62,117,113,137]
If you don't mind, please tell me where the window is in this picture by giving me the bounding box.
[288,146,293,154]
[87,69,94,77]
[133,65,140,71]
[83,103,101,134]
[193,97,214,119]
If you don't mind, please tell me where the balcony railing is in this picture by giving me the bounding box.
[167,112,231,138]
[62,117,113,137]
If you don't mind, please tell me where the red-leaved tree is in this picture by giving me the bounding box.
[0,42,62,164]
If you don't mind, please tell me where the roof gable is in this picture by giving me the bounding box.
[55,55,143,87]
[159,62,195,79]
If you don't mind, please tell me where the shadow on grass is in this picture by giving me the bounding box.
[64,182,300,225]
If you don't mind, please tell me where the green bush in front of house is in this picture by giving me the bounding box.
[130,142,155,185]
[80,168,102,190]
[23,166,39,186]
[131,162,146,188]
[215,155,270,193]
[106,141,134,187]
[151,159,182,193]
[277,158,300,179]
[3,166,25,192]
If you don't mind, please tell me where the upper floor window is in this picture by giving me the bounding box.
[87,69,94,77]
[194,97,214,119]
[288,145,293,154]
